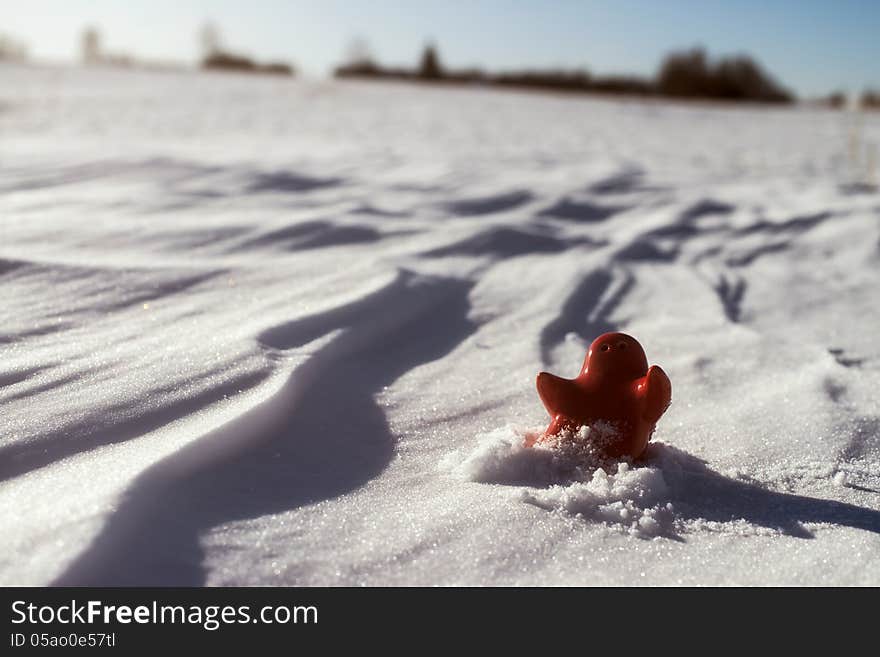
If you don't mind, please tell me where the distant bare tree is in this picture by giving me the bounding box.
[657,47,792,103]
[199,21,223,60]
[656,48,709,97]
[81,26,101,64]
[333,36,380,77]
[0,33,28,61]
[344,36,374,67]
[198,22,295,77]
[825,91,847,109]
[418,43,442,80]
[861,90,880,111]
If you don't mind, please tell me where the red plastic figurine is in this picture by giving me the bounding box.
[531,332,671,458]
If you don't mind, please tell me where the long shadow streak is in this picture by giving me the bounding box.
[651,445,880,539]
[56,271,477,585]
[512,444,880,539]
[539,269,634,366]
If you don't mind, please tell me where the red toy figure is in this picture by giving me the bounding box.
[531,332,671,458]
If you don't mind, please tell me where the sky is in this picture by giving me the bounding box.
[2,0,878,96]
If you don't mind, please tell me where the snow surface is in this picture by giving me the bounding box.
[2,63,880,585]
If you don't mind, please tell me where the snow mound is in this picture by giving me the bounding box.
[449,424,619,485]
[520,467,673,538]
[448,425,677,537]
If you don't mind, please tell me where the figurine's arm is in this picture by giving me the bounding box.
[535,372,585,439]
[641,365,672,423]
[536,372,578,416]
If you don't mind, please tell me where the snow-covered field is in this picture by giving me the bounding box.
[2,63,879,585]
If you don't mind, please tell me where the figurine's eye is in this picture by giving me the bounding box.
[618,341,627,350]
[600,343,610,352]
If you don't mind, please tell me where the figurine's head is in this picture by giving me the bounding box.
[581,332,648,381]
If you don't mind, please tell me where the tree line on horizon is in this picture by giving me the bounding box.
[2,24,879,108]
[335,42,880,108]
[336,43,798,103]
[197,22,294,76]
[70,23,295,76]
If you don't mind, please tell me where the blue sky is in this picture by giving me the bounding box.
[2,0,878,96]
